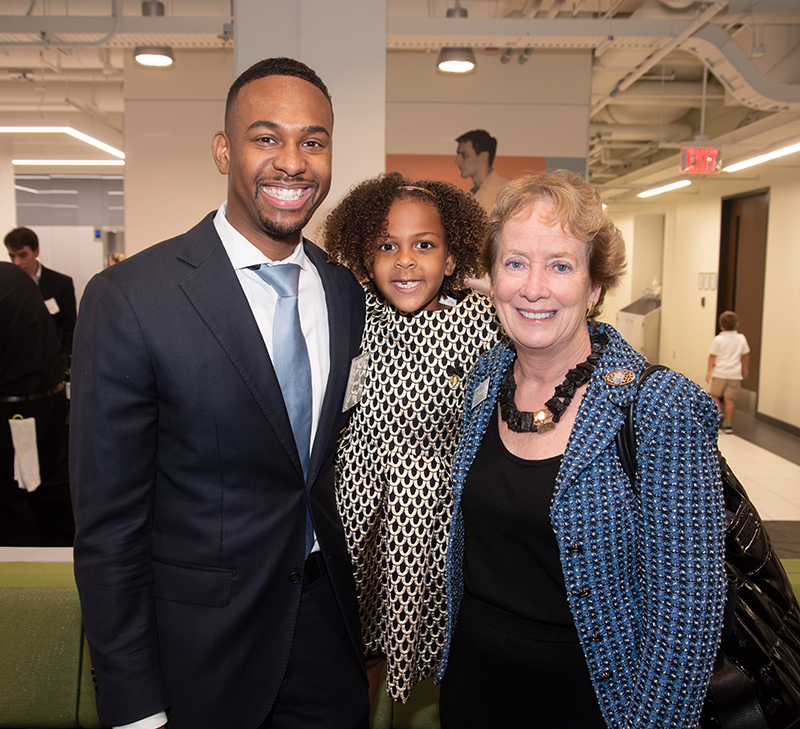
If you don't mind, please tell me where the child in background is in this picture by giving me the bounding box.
[707,310,750,434]
[323,174,501,705]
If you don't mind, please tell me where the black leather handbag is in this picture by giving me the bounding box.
[616,365,800,729]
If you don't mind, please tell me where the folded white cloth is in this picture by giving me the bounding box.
[8,417,40,492]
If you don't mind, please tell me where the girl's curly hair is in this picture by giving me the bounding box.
[321,173,488,299]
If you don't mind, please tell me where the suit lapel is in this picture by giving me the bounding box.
[304,241,353,488]
[176,215,302,476]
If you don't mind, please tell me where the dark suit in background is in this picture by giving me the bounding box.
[38,264,77,356]
[0,262,72,545]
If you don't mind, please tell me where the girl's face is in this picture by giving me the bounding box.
[368,198,455,313]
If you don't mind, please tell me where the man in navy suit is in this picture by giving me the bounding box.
[70,58,368,729]
[5,227,77,357]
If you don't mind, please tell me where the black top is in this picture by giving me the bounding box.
[462,406,574,626]
[0,262,63,395]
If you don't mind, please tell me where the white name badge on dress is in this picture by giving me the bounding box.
[471,378,490,409]
[342,352,369,412]
[44,297,60,315]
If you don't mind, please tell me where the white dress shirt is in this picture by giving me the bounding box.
[213,203,330,445]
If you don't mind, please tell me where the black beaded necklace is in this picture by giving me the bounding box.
[498,331,608,433]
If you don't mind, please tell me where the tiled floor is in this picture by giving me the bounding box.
[718,432,800,521]
[717,411,800,557]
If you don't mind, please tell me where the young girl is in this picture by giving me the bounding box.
[323,174,501,703]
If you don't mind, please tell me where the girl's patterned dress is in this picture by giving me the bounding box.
[335,289,500,701]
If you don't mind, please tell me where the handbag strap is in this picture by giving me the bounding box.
[614,364,772,729]
[613,364,666,492]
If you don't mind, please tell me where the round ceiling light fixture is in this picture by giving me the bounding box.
[437,47,477,73]
[134,46,175,67]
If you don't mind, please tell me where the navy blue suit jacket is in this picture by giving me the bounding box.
[38,264,76,355]
[70,213,366,728]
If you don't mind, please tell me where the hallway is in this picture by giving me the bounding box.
[719,412,800,558]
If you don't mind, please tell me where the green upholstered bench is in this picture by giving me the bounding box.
[0,561,100,729]
[2,558,799,729]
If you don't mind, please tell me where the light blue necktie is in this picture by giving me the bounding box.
[251,263,314,555]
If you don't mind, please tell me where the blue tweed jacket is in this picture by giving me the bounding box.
[437,323,726,729]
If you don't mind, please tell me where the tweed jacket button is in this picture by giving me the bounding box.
[598,669,612,681]
[576,587,590,598]
[589,633,601,642]
[566,544,583,553]
[288,572,302,584]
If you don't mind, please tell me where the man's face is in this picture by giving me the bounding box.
[455,141,484,180]
[6,245,39,277]
[212,75,333,257]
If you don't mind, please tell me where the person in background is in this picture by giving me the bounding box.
[0,262,73,546]
[437,170,726,729]
[454,129,510,215]
[107,252,125,266]
[5,226,77,359]
[69,58,368,729]
[323,174,500,708]
[707,309,750,434]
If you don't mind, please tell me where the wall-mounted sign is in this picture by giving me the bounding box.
[680,147,722,174]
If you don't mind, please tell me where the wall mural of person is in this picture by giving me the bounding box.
[454,130,511,214]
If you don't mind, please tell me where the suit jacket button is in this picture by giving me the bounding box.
[589,633,601,642]
[598,669,612,681]
[575,587,590,598]
[288,572,302,584]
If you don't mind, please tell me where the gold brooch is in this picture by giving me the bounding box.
[604,369,636,386]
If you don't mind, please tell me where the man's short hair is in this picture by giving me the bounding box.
[4,227,39,253]
[456,129,498,166]
[719,310,739,331]
[225,57,332,129]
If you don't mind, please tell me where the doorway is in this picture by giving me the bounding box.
[718,189,769,411]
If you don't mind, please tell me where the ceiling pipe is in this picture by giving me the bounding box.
[0,0,122,49]
[591,1,728,117]
[590,123,693,140]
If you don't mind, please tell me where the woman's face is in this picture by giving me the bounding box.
[491,200,600,360]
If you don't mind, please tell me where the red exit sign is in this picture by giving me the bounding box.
[681,147,722,174]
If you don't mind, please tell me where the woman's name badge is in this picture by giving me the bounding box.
[342,352,369,411]
[471,378,490,409]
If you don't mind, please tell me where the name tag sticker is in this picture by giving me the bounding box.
[44,297,60,315]
[342,352,369,412]
[471,378,490,409]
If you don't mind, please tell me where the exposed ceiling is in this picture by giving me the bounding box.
[1,0,799,203]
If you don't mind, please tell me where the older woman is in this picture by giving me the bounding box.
[436,170,726,728]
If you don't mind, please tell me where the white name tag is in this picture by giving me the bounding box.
[342,352,369,412]
[44,297,60,315]
[471,377,490,409]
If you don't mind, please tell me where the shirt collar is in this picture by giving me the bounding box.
[214,202,308,271]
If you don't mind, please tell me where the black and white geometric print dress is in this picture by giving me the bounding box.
[335,288,500,702]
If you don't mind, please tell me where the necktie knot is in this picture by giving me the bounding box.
[252,263,300,299]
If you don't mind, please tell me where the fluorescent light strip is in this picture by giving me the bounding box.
[637,180,692,198]
[0,126,125,159]
[723,141,800,173]
[13,159,125,166]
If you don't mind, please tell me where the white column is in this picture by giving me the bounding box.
[0,138,16,241]
[233,0,387,241]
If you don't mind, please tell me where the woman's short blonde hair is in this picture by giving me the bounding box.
[485,169,626,318]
